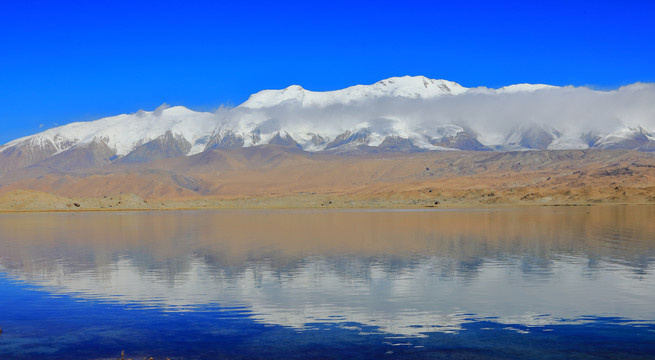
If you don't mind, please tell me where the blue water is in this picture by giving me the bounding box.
[1,207,654,359]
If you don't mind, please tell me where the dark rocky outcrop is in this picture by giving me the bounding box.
[204,130,245,150]
[39,137,116,171]
[324,129,371,150]
[378,136,423,152]
[267,132,302,149]
[120,131,192,163]
[430,128,489,151]
[0,135,76,172]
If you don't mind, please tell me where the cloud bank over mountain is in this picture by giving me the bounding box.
[225,80,655,148]
[1,76,655,172]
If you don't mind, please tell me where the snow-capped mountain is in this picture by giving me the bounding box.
[239,76,467,109]
[1,76,654,172]
[591,126,655,151]
[0,105,221,171]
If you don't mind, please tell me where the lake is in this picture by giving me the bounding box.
[1,206,654,359]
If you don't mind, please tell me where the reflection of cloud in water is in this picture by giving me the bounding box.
[1,207,654,337]
[3,253,654,337]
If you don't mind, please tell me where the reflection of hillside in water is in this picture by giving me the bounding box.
[1,207,653,277]
[1,207,654,336]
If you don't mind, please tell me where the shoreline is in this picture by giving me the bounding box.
[1,190,653,213]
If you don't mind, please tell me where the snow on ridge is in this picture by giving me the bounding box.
[3,76,655,160]
[239,76,569,110]
[496,84,559,94]
[593,125,653,148]
[3,106,221,156]
[239,76,469,109]
[2,76,572,155]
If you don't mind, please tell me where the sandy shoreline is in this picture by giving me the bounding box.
[1,186,653,213]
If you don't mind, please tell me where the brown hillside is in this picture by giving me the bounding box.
[1,148,654,210]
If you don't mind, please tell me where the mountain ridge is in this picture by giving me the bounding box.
[2,76,655,172]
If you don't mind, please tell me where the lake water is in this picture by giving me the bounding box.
[1,206,654,359]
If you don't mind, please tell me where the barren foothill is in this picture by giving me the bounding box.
[0,148,654,211]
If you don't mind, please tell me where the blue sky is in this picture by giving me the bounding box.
[1,0,654,144]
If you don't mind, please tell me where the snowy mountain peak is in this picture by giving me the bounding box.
[283,85,305,91]
[2,76,655,172]
[3,105,219,157]
[239,76,468,109]
[497,83,558,94]
[370,76,467,96]
[238,76,563,110]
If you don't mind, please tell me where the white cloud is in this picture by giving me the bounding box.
[221,83,655,147]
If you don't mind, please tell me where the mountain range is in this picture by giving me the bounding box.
[1,76,655,173]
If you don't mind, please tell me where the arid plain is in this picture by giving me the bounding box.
[1,147,654,211]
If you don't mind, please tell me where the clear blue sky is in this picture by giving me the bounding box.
[1,0,654,144]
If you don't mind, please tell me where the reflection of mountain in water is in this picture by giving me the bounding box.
[0,207,654,336]
[1,207,654,281]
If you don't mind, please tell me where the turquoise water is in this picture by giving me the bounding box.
[0,207,654,359]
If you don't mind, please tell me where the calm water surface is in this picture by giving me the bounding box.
[0,206,654,359]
